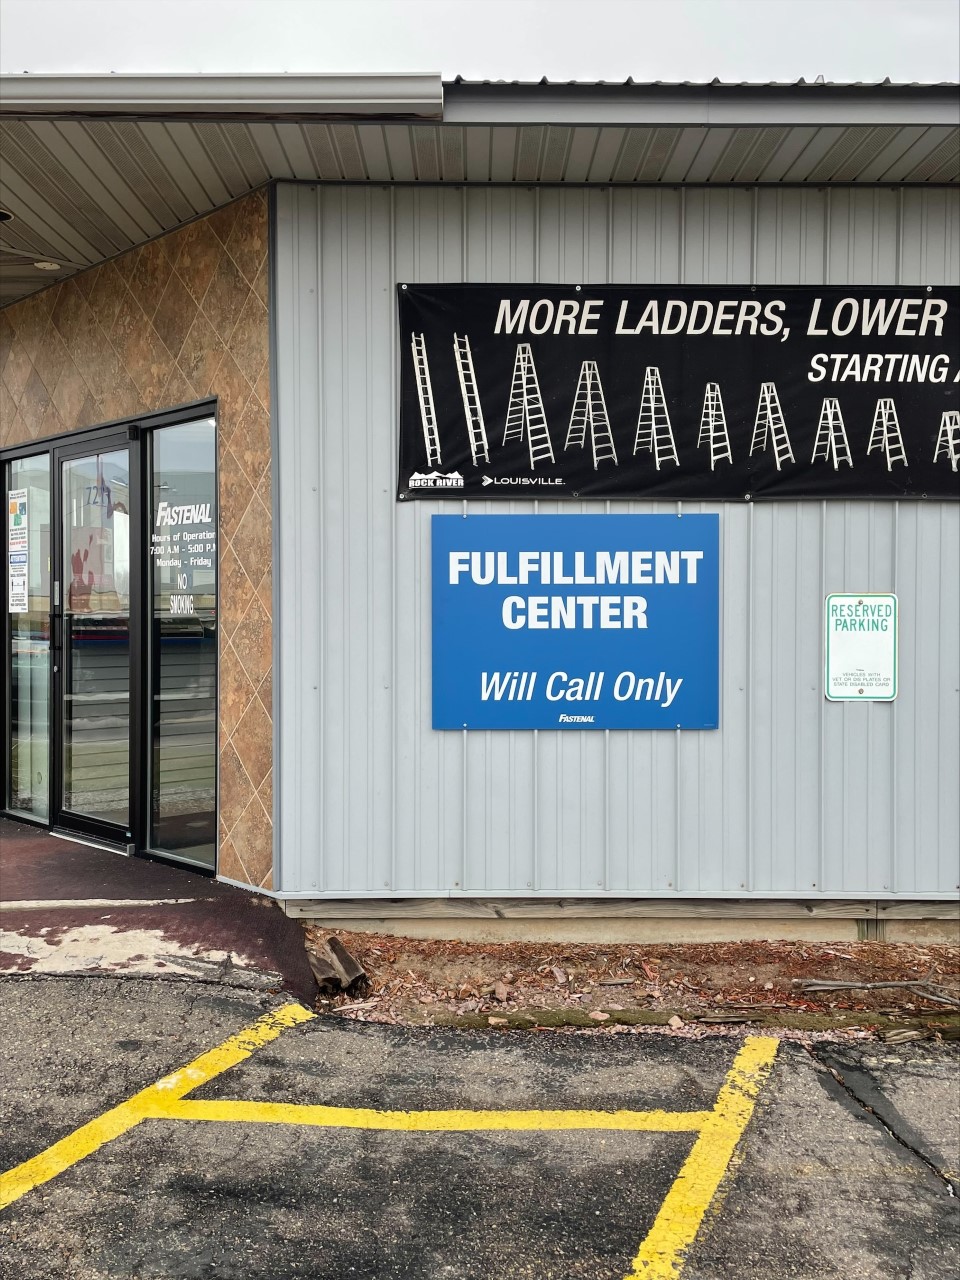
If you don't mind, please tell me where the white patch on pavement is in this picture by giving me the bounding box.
[3,898,201,911]
[0,923,256,977]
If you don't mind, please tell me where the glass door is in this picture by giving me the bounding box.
[55,440,133,838]
[6,409,218,868]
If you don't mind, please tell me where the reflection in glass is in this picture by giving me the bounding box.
[6,455,51,819]
[150,419,217,868]
[61,450,130,827]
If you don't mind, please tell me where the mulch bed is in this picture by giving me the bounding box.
[303,928,960,1038]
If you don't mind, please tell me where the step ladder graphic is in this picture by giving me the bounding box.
[749,382,795,470]
[411,333,442,467]
[697,383,733,469]
[933,410,960,471]
[866,398,908,469]
[811,398,853,469]
[453,334,490,466]
[564,361,619,469]
[633,367,679,469]
[502,343,555,469]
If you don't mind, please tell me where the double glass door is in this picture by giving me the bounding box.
[5,416,218,869]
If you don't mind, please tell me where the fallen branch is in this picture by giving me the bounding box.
[796,978,960,1007]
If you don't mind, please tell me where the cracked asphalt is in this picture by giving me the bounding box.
[1,976,958,1280]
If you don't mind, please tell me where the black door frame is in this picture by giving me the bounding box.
[2,399,217,866]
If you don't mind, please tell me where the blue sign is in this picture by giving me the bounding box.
[432,514,719,730]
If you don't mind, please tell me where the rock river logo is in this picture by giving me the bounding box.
[482,475,565,487]
[409,470,464,489]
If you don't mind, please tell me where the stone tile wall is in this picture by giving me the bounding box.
[0,189,274,888]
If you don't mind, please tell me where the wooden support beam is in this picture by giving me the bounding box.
[283,897,958,922]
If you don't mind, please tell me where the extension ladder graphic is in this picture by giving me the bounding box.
[564,361,618,469]
[749,382,795,470]
[502,343,555,469]
[411,333,442,467]
[633,367,679,469]
[453,334,490,465]
[697,383,733,469]
[933,410,960,471]
[811,398,853,469]
[866,398,907,469]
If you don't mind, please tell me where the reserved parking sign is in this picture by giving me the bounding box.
[825,593,898,701]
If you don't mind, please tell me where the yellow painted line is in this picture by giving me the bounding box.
[0,1002,314,1211]
[162,1099,711,1132]
[625,1035,779,1279]
[3,1005,776,1280]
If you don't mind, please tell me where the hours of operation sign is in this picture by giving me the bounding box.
[825,593,898,701]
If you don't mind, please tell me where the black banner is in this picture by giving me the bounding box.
[397,284,960,501]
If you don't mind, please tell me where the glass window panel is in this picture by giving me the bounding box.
[150,418,218,868]
[6,455,51,819]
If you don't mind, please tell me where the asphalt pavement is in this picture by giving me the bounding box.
[1,975,957,1280]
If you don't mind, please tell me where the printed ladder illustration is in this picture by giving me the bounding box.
[749,382,795,470]
[453,334,490,465]
[565,361,618,469]
[867,399,907,469]
[811,398,853,469]
[934,410,960,471]
[698,383,733,469]
[411,333,442,467]
[633,367,678,469]
[502,343,555,469]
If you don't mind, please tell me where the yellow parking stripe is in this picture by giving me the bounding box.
[0,1002,314,1211]
[161,1099,711,1132]
[1,1008,777,1280]
[625,1035,779,1278]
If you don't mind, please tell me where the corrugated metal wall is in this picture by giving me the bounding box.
[273,182,959,899]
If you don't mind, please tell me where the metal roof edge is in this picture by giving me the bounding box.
[445,76,960,89]
[0,72,444,119]
[442,79,960,128]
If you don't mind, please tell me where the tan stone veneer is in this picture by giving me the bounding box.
[0,190,274,889]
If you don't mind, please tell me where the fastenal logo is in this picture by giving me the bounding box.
[409,470,464,489]
[155,501,213,526]
[481,475,564,487]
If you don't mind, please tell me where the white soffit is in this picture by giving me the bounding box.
[1,76,957,305]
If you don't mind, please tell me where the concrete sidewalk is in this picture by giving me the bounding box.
[0,817,315,1001]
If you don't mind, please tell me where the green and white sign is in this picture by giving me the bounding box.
[825,593,898,702]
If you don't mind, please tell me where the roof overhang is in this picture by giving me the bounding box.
[443,80,960,127]
[1,74,957,306]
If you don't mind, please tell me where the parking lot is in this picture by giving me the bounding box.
[1,977,958,1280]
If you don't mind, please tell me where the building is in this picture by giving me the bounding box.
[2,74,958,940]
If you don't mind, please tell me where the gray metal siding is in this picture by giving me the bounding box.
[273,182,959,898]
